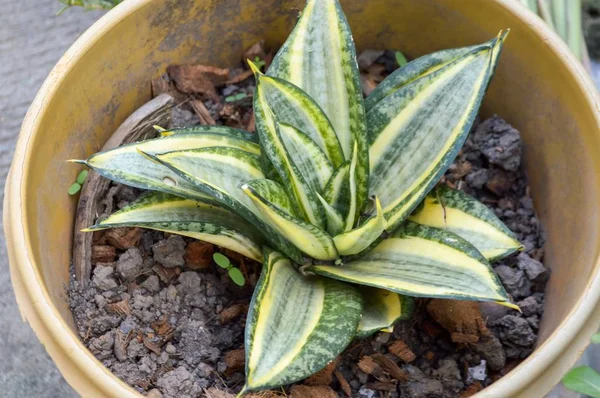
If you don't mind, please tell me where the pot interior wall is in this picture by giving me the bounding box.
[22,0,600,387]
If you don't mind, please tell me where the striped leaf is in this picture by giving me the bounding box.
[333,196,385,256]
[268,0,369,214]
[368,36,504,231]
[322,144,359,231]
[365,32,508,111]
[242,180,338,261]
[409,186,522,261]
[150,147,304,263]
[252,67,344,168]
[72,128,260,203]
[158,125,258,141]
[85,191,264,262]
[310,222,515,306]
[356,287,414,338]
[242,249,362,393]
[253,79,326,228]
[279,122,334,192]
[317,193,345,236]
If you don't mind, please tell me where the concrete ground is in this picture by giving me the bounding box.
[0,1,597,397]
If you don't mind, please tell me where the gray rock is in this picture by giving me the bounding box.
[127,339,149,359]
[433,358,461,380]
[155,366,203,398]
[465,169,489,189]
[92,265,118,291]
[473,335,506,371]
[141,275,161,293]
[88,331,114,360]
[152,236,186,268]
[517,253,549,283]
[177,272,202,295]
[222,84,239,96]
[358,387,376,398]
[179,320,220,366]
[116,247,143,280]
[495,265,531,299]
[467,360,487,382]
[403,365,444,398]
[473,116,522,171]
[517,296,543,317]
[492,315,536,347]
[171,107,200,128]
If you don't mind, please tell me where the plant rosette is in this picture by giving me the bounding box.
[72,0,524,394]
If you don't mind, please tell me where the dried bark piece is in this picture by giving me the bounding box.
[358,356,387,381]
[153,264,181,284]
[184,241,214,270]
[460,382,483,398]
[426,299,489,345]
[167,64,229,101]
[105,227,142,250]
[92,245,116,263]
[245,112,256,133]
[290,385,337,398]
[424,351,435,361]
[334,370,352,397]
[190,99,216,125]
[73,94,173,284]
[143,335,162,355]
[151,73,188,103]
[218,303,249,325]
[151,316,175,340]
[372,353,408,382]
[366,381,397,391]
[388,340,416,363]
[224,348,245,375]
[106,299,131,317]
[303,358,338,386]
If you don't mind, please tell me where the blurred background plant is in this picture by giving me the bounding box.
[57,0,123,15]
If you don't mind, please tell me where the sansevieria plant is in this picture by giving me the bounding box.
[71,0,522,394]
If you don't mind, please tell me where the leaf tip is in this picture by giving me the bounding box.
[153,125,167,133]
[136,148,161,164]
[496,300,521,312]
[247,59,263,76]
[67,159,88,165]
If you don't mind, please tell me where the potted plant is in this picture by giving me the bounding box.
[6,0,600,397]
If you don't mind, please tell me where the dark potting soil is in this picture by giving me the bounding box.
[69,57,549,398]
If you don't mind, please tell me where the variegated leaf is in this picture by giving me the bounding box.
[322,144,359,231]
[366,32,508,111]
[310,222,515,307]
[368,36,504,231]
[86,191,264,262]
[150,146,304,263]
[268,0,369,214]
[242,249,362,393]
[253,78,326,228]
[158,125,258,141]
[317,193,345,236]
[71,127,260,204]
[242,180,338,261]
[356,287,414,338]
[409,186,522,261]
[333,196,385,256]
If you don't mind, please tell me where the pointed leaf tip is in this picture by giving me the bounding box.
[247,59,263,76]
[67,159,87,165]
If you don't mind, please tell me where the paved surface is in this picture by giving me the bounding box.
[0,2,104,397]
[0,1,598,397]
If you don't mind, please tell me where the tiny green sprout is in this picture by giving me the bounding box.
[76,170,88,185]
[253,56,266,70]
[213,252,231,269]
[68,183,81,195]
[228,267,246,287]
[225,92,248,103]
[395,51,408,67]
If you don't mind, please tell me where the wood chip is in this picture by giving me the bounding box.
[167,64,229,101]
[459,382,483,398]
[245,112,256,133]
[334,370,352,397]
[372,353,408,382]
[218,303,249,325]
[290,385,337,398]
[106,299,131,317]
[143,335,162,355]
[366,381,397,391]
[304,358,338,386]
[426,299,489,345]
[424,351,435,361]
[357,356,387,381]
[105,227,142,250]
[388,340,416,363]
[184,241,214,270]
[153,264,181,284]
[190,99,217,125]
[151,316,175,339]
[421,319,443,338]
[224,348,245,375]
[151,73,187,103]
[91,245,116,263]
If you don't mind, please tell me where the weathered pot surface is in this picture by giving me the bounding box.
[5,0,600,397]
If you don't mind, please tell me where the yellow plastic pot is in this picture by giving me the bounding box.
[5,0,600,396]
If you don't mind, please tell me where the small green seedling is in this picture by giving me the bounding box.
[395,51,408,67]
[252,56,266,70]
[225,92,248,103]
[213,252,246,286]
[68,170,88,195]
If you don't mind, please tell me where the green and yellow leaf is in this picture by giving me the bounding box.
[409,186,522,261]
[242,249,362,393]
[72,128,259,203]
[317,193,345,236]
[150,146,304,263]
[333,196,385,256]
[85,191,264,262]
[356,287,414,338]
[268,0,369,214]
[368,36,504,231]
[242,180,338,261]
[310,222,513,306]
[322,144,359,231]
[158,125,258,141]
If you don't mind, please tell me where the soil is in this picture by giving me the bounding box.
[69,49,549,398]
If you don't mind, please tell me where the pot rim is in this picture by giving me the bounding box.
[5,0,600,397]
